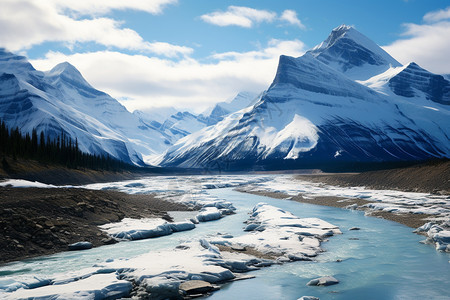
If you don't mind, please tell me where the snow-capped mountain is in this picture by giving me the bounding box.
[134,91,261,147]
[0,49,172,165]
[135,110,208,145]
[133,107,178,124]
[201,91,261,126]
[158,25,450,170]
[308,24,402,81]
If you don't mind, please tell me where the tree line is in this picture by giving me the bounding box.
[0,120,134,171]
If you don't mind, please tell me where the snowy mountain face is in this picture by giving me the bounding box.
[134,91,261,149]
[202,91,261,126]
[388,63,450,105]
[0,48,175,165]
[308,25,402,81]
[158,25,450,170]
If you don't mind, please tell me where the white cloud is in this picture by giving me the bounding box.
[51,0,178,16]
[201,6,276,28]
[423,6,450,23]
[31,39,307,112]
[280,10,306,29]
[383,18,450,74]
[0,0,188,57]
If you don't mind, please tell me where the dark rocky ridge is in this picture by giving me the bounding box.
[389,62,450,105]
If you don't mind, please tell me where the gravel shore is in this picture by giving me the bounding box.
[295,160,449,195]
[0,187,190,265]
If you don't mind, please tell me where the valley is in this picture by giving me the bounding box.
[0,17,449,299]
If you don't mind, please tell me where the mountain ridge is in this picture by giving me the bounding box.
[158,25,450,170]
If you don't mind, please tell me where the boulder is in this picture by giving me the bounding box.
[179,280,217,295]
[306,276,339,286]
[231,244,246,251]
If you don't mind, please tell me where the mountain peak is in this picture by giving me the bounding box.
[308,25,401,80]
[45,61,91,87]
[322,24,353,47]
[47,62,82,78]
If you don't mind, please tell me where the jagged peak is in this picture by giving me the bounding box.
[402,62,441,75]
[310,24,353,52]
[310,24,397,62]
[306,24,401,80]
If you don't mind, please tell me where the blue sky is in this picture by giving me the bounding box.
[1,0,449,112]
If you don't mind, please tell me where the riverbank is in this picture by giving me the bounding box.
[0,156,147,185]
[239,160,449,229]
[0,187,191,265]
[296,160,450,195]
[237,189,433,229]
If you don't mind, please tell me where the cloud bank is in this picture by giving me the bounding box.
[200,6,277,28]
[201,6,306,30]
[383,6,450,74]
[0,0,187,57]
[31,40,307,112]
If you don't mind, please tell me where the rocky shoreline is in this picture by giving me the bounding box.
[0,187,191,265]
[295,160,450,195]
[238,189,434,229]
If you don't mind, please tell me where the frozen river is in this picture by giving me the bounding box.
[0,175,449,299]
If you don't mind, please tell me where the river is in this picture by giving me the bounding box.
[0,175,449,299]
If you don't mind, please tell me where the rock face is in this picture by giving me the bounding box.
[389,62,450,105]
[306,276,340,286]
[158,25,450,171]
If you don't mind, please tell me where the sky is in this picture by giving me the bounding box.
[1,0,450,113]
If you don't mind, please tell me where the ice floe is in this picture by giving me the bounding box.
[99,217,195,241]
[83,175,271,198]
[68,241,93,251]
[0,179,60,188]
[249,175,450,219]
[306,275,339,286]
[2,272,132,299]
[210,203,341,262]
[415,222,450,252]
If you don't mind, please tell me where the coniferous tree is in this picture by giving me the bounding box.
[0,119,135,171]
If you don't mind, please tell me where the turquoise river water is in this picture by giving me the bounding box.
[0,185,449,300]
